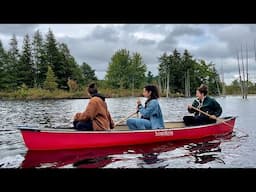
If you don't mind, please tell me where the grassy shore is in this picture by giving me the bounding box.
[0,88,145,100]
[1,87,254,100]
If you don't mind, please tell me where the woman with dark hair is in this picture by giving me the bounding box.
[127,85,165,130]
[73,83,114,131]
[183,84,222,126]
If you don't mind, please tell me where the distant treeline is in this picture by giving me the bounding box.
[1,29,226,97]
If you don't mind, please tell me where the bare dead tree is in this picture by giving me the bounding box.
[245,43,249,99]
[241,45,246,99]
[236,50,244,98]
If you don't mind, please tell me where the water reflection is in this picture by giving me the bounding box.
[21,133,233,168]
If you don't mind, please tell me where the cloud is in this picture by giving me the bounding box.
[86,26,120,42]
[0,24,39,36]
[214,24,256,56]
[158,33,178,51]
[171,25,204,37]
[137,38,156,45]
[193,41,230,59]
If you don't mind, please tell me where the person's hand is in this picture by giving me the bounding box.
[209,115,217,120]
[188,104,193,109]
[136,98,141,105]
[74,112,81,120]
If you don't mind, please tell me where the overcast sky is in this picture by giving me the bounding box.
[1,24,256,85]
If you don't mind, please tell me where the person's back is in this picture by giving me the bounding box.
[73,83,114,131]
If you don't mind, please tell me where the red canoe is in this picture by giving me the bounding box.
[19,116,236,151]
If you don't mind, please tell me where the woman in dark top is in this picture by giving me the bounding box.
[183,84,222,126]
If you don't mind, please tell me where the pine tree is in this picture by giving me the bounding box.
[17,34,34,87]
[32,30,46,88]
[43,66,58,91]
[44,29,61,87]
[6,34,19,89]
[80,62,97,86]
[0,40,9,90]
[146,71,154,84]
[129,52,147,89]
[58,43,83,89]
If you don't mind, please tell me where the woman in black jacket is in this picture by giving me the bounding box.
[183,84,222,126]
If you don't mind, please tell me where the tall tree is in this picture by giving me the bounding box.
[146,71,154,84]
[128,52,147,89]
[158,49,222,96]
[182,49,193,96]
[0,40,9,90]
[105,49,146,89]
[32,30,46,88]
[105,49,131,89]
[43,66,58,91]
[17,34,34,87]
[80,62,97,86]
[6,34,19,89]
[44,29,62,87]
[58,43,84,89]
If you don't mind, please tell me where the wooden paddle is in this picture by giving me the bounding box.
[114,111,138,126]
[190,105,249,137]
[190,105,234,128]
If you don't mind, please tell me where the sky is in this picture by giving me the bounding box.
[0,24,256,85]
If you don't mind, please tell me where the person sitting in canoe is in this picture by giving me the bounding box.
[183,84,222,126]
[127,85,165,130]
[73,83,115,131]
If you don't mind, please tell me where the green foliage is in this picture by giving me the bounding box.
[105,49,147,89]
[16,83,29,97]
[17,34,34,88]
[6,34,19,89]
[80,62,97,86]
[0,41,10,90]
[158,49,222,96]
[43,66,58,91]
[32,30,47,88]
[146,71,154,84]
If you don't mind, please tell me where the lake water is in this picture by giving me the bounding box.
[0,96,255,168]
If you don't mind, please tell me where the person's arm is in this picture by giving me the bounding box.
[138,100,157,118]
[107,110,115,129]
[188,100,199,113]
[76,99,98,121]
[213,99,222,117]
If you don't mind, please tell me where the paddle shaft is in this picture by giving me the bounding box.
[115,111,138,126]
[190,106,233,128]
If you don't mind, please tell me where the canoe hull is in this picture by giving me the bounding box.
[20,117,236,150]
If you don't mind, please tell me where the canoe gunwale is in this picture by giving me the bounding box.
[18,116,236,134]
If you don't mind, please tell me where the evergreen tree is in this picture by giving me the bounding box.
[0,41,9,90]
[128,52,147,89]
[17,34,34,87]
[158,49,221,96]
[32,30,46,88]
[80,62,97,86]
[44,29,62,87]
[58,43,83,89]
[146,71,154,84]
[6,34,20,89]
[43,66,58,91]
